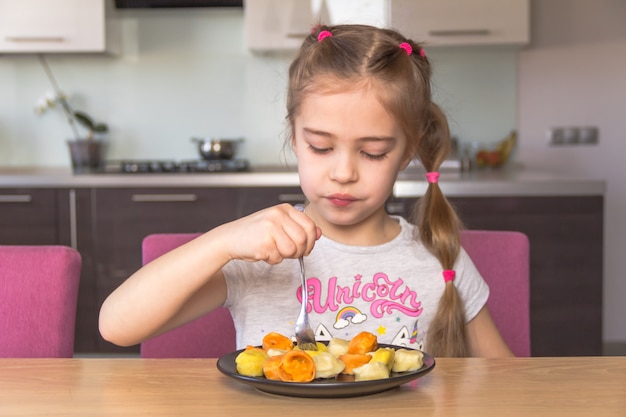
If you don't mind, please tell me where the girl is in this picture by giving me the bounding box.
[99,24,513,358]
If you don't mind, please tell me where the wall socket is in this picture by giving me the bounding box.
[547,126,599,145]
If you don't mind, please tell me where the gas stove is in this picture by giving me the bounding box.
[102,159,250,174]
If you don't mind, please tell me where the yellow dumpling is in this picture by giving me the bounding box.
[368,347,396,371]
[235,347,269,377]
[326,337,349,357]
[353,361,390,381]
[391,348,424,373]
[312,352,346,379]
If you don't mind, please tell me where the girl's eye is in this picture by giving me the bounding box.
[362,152,388,161]
[308,145,331,155]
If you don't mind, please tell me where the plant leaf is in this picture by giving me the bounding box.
[73,111,95,130]
[94,123,109,133]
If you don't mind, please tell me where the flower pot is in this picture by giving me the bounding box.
[67,139,107,173]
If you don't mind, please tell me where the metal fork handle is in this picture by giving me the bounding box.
[298,257,308,321]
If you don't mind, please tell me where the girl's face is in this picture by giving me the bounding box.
[292,86,412,237]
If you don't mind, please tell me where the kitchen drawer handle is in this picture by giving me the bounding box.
[278,193,306,204]
[428,29,491,37]
[0,195,33,203]
[131,194,198,203]
[6,36,65,43]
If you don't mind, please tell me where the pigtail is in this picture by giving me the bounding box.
[413,103,469,357]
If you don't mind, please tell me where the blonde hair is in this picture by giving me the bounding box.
[287,24,467,357]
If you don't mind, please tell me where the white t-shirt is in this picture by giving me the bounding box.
[223,216,489,351]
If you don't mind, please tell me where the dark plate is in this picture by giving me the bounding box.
[216,344,435,398]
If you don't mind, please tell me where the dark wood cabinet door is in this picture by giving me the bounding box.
[0,188,58,245]
[237,186,305,216]
[387,195,604,357]
[89,187,240,353]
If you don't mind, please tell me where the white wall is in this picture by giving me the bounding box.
[0,7,517,167]
[518,0,626,345]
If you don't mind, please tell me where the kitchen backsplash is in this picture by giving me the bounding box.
[0,8,518,168]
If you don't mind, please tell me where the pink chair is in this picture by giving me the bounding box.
[461,230,531,357]
[0,245,81,358]
[140,233,237,358]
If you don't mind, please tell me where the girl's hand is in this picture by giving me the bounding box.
[215,203,321,265]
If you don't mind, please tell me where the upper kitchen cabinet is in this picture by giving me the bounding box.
[391,0,530,47]
[0,0,119,53]
[245,0,529,52]
[245,0,390,52]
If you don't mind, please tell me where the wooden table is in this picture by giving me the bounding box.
[1,357,625,417]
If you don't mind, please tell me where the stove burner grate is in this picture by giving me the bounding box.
[104,159,250,174]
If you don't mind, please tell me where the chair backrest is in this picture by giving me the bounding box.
[460,230,531,357]
[0,245,82,358]
[140,233,237,358]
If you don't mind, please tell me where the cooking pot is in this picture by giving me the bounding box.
[191,137,243,160]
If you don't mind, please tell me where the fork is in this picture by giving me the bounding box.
[295,256,318,351]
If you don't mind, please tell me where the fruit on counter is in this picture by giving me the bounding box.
[475,131,517,168]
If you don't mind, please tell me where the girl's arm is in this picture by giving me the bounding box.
[466,306,515,357]
[98,204,319,347]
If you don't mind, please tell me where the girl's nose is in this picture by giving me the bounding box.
[329,153,359,183]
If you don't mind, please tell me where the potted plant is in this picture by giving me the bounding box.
[35,55,109,173]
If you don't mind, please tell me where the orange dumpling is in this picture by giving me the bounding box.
[262,332,294,352]
[262,354,285,381]
[338,353,372,375]
[347,331,378,355]
[277,350,316,382]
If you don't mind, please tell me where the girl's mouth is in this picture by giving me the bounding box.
[327,194,357,207]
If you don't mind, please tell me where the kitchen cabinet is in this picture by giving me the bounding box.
[245,0,390,52]
[0,172,603,356]
[82,187,241,353]
[79,186,304,353]
[238,186,305,215]
[391,0,530,47]
[387,195,603,356]
[0,0,118,53]
[0,188,58,245]
[245,0,529,52]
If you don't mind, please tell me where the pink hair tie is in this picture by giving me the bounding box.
[317,30,332,42]
[443,270,456,283]
[399,42,412,56]
[425,171,439,183]
[419,48,426,58]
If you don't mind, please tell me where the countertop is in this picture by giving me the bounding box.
[0,165,606,197]
[1,357,625,417]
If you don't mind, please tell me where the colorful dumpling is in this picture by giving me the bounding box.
[262,354,284,381]
[368,347,396,371]
[277,350,316,382]
[312,352,346,379]
[294,341,328,354]
[235,346,269,377]
[347,331,378,355]
[262,332,294,352]
[338,353,372,375]
[353,361,391,381]
[391,348,424,373]
[326,337,350,357]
